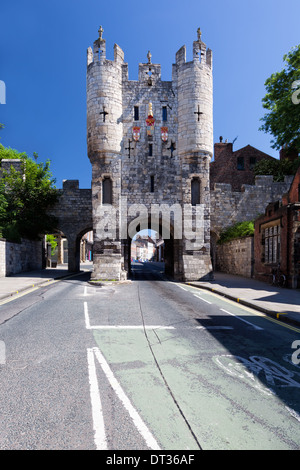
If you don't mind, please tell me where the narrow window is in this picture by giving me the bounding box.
[148,143,153,156]
[237,156,244,170]
[162,106,167,121]
[150,175,154,193]
[102,177,112,204]
[191,177,200,206]
[134,106,139,121]
[249,157,256,170]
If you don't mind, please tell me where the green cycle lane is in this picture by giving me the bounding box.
[92,322,300,450]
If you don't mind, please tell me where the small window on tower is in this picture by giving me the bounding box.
[102,177,112,204]
[134,106,139,121]
[149,144,153,156]
[191,178,200,206]
[162,106,167,121]
[150,175,154,193]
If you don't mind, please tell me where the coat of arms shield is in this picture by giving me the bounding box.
[161,127,168,142]
[132,126,140,141]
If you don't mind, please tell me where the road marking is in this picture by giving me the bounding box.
[90,325,175,330]
[84,301,91,329]
[185,284,300,333]
[220,308,264,330]
[196,326,233,330]
[285,406,300,423]
[92,347,161,450]
[193,294,212,304]
[214,354,300,396]
[84,285,88,296]
[84,302,174,330]
[177,285,188,291]
[87,348,107,450]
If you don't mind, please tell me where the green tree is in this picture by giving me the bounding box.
[46,234,58,256]
[0,144,59,242]
[259,45,300,153]
[218,220,255,245]
[254,157,300,182]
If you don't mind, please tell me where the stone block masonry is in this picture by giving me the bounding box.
[0,238,43,277]
[87,27,214,281]
[216,236,254,278]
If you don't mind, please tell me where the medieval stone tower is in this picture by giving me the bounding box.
[87,27,213,281]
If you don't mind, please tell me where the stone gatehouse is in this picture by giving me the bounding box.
[87,27,213,281]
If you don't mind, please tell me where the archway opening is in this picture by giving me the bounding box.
[45,228,94,273]
[130,229,165,277]
[125,220,176,279]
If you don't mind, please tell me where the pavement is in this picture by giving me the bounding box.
[0,263,93,302]
[189,272,300,328]
[0,264,299,328]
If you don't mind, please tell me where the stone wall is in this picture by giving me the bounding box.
[210,175,294,236]
[0,238,43,277]
[216,236,254,278]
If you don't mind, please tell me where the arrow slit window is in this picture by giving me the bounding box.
[162,106,167,121]
[134,106,139,121]
[191,177,200,206]
[102,176,112,204]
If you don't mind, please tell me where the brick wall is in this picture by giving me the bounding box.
[210,142,276,191]
[0,238,43,277]
[216,236,254,278]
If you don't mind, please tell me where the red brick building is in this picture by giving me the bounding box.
[210,139,276,191]
[254,167,300,288]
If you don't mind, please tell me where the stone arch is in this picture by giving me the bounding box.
[123,214,179,279]
[65,225,93,272]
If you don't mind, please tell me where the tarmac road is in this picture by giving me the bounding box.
[0,262,300,450]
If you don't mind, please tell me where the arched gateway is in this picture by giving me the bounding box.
[87,27,213,281]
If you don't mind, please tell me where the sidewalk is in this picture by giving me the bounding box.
[189,272,300,328]
[0,263,93,301]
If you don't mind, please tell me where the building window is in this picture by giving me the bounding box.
[102,177,112,204]
[249,157,256,170]
[150,175,154,193]
[134,106,139,121]
[148,143,153,156]
[237,157,244,170]
[162,106,167,121]
[262,225,280,264]
[191,177,200,206]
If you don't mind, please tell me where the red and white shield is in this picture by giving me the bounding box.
[161,126,168,142]
[132,126,140,141]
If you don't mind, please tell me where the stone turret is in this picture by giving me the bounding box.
[86,26,125,280]
[87,26,124,160]
[174,27,213,157]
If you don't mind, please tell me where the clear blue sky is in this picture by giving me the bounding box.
[0,0,299,188]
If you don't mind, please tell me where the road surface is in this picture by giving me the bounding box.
[0,261,299,450]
